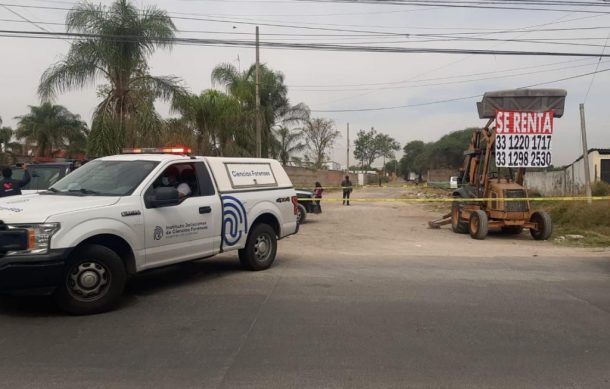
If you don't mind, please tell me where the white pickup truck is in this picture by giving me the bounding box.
[0,148,299,314]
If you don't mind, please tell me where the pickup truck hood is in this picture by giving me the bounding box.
[0,194,120,223]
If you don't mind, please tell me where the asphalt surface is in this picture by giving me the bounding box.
[1,187,610,388]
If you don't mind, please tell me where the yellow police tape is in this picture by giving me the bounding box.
[297,196,610,203]
[299,183,463,190]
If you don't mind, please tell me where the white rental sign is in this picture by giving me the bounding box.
[495,110,554,168]
[225,163,277,187]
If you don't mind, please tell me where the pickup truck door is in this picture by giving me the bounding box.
[142,161,222,267]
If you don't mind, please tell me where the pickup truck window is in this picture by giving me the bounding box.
[196,161,215,196]
[13,166,66,190]
[49,160,159,196]
[150,162,210,198]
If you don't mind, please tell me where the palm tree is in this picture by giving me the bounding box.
[174,90,245,156]
[38,0,186,157]
[16,103,88,158]
[212,63,307,157]
[273,127,305,166]
[0,116,16,163]
[160,118,197,150]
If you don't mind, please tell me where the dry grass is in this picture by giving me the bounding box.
[538,201,610,247]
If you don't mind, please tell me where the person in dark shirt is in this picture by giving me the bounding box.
[313,181,323,213]
[341,175,353,206]
[0,164,31,197]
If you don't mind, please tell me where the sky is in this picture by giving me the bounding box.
[1,0,610,168]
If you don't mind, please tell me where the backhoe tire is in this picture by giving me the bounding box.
[451,201,468,234]
[469,210,489,240]
[530,211,552,240]
[238,223,277,271]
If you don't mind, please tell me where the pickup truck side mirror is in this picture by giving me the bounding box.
[149,187,180,208]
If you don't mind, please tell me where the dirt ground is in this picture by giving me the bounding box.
[289,186,610,258]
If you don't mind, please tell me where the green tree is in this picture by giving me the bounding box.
[399,129,475,180]
[353,128,378,169]
[0,116,17,163]
[384,159,402,177]
[159,118,197,150]
[38,0,186,157]
[15,103,88,158]
[302,118,340,169]
[426,128,474,168]
[353,128,399,170]
[273,127,305,166]
[174,90,244,156]
[212,63,308,157]
[400,140,426,180]
[376,133,400,175]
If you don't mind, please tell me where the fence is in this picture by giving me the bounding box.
[524,150,610,196]
[283,166,377,189]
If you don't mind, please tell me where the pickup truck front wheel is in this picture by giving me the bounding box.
[54,244,126,315]
[238,224,277,271]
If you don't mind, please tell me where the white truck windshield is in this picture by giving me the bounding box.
[49,160,159,196]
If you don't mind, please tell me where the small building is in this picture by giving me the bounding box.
[324,161,342,171]
[524,148,610,196]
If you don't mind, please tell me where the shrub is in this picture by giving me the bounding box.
[592,181,610,196]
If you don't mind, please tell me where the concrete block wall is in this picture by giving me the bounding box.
[283,166,366,189]
[524,170,571,196]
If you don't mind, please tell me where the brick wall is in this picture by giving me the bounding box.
[424,168,458,182]
[284,166,359,189]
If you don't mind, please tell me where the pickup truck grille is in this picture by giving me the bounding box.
[504,189,528,212]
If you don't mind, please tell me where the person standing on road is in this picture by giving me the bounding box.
[314,181,323,213]
[341,175,353,206]
[0,164,31,197]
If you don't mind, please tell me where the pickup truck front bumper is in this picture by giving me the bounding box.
[0,250,69,294]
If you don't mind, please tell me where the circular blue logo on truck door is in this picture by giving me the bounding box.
[153,226,164,241]
[222,196,248,246]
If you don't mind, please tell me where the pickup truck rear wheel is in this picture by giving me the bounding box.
[238,223,277,271]
[297,204,307,224]
[54,244,126,315]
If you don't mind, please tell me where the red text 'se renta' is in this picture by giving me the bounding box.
[495,111,554,134]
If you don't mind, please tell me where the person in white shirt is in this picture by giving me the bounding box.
[163,166,191,198]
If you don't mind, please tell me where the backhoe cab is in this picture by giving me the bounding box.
[430,89,567,240]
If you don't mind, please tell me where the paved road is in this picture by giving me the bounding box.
[1,187,610,388]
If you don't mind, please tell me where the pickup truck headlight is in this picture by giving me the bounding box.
[8,223,60,255]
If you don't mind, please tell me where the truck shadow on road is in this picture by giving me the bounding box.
[125,257,243,297]
[0,257,251,317]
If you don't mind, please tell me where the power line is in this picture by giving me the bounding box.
[5,16,610,39]
[289,57,595,87]
[2,2,610,38]
[3,29,610,58]
[311,94,484,112]
[0,4,49,32]
[4,17,610,48]
[310,11,584,107]
[292,0,610,14]
[583,30,610,102]
[310,66,610,112]
[293,59,608,92]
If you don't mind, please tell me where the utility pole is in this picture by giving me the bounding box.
[255,26,262,158]
[579,103,592,204]
[346,123,350,173]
